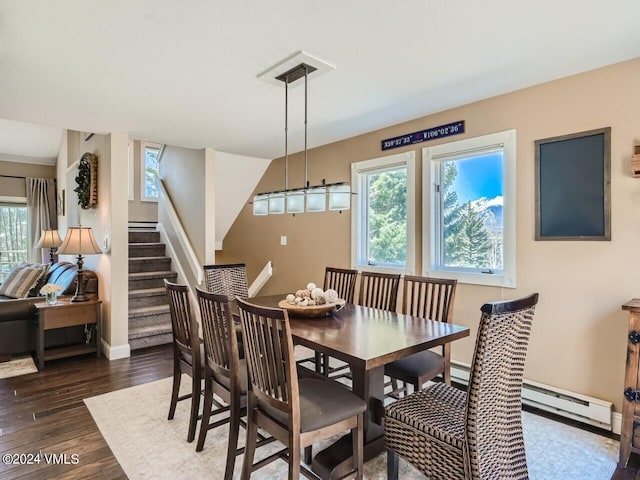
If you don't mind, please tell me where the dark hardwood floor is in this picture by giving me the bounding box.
[0,345,173,480]
[0,344,637,479]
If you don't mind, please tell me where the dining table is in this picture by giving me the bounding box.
[243,294,470,480]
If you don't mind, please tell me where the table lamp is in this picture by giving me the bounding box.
[35,229,63,263]
[58,226,102,302]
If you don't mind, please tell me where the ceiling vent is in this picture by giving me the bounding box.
[257,51,335,87]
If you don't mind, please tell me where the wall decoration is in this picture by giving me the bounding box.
[535,127,611,240]
[74,152,99,209]
[381,120,464,151]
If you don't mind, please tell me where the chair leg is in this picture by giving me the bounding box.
[224,391,241,480]
[187,369,201,442]
[288,435,301,480]
[168,362,181,420]
[387,449,399,480]
[195,377,213,452]
[304,446,312,465]
[241,402,258,480]
[352,414,363,480]
[322,353,329,376]
[314,351,322,373]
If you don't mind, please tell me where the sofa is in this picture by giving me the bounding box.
[0,262,98,356]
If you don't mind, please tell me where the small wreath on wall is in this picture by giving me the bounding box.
[75,152,99,209]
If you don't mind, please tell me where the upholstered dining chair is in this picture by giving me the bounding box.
[385,276,457,397]
[299,266,359,376]
[385,293,539,480]
[165,280,202,443]
[236,297,366,480]
[203,263,249,300]
[357,271,401,311]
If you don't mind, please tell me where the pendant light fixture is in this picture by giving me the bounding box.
[253,57,351,215]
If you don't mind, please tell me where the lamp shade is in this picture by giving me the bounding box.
[35,229,62,248]
[306,187,326,212]
[286,190,305,214]
[58,227,102,255]
[268,192,285,214]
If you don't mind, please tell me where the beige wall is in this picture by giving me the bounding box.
[218,58,640,413]
[0,160,56,198]
[60,131,130,358]
[128,140,158,223]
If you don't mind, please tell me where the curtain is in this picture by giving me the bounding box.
[26,178,57,264]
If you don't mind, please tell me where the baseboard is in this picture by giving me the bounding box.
[101,339,131,360]
[612,412,622,435]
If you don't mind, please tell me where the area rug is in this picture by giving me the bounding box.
[85,375,619,479]
[0,355,38,379]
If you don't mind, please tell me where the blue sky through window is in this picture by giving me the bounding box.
[450,152,503,203]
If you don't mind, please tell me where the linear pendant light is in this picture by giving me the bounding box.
[252,60,351,215]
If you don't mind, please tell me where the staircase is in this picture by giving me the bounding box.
[128,228,176,350]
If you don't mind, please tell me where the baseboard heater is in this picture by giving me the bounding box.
[450,361,613,431]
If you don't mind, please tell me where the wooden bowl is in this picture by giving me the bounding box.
[278,299,346,318]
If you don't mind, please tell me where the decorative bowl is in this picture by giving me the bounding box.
[278,299,346,318]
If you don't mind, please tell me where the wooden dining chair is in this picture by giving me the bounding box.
[165,280,202,443]
[357,271,401,311]
[385,293,539,480]
[384,276,457,397]
[299,266,359,376]
[236,297,366,480]
[203,263,249,299]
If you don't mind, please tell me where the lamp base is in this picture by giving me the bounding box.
[70,294,90,303]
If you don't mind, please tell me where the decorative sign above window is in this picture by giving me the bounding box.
[381,120,465,151]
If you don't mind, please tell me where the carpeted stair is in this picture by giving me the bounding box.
[128,228,176,350]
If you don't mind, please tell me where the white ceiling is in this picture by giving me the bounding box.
[0,119,62,164]
[0,0,639,160]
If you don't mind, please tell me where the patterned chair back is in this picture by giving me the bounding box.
[465,293,539,480]
[203,263,249,300]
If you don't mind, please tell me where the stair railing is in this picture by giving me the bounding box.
[156,174,204,285]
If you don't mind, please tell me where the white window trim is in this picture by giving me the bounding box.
[128,140,134,201]
[351,150,416,275]
[422,129,516,288]
[140,141,161,203]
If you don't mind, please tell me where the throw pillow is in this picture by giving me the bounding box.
[25,263,51,297]
[0,264,47,299]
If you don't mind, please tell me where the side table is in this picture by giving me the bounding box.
[34,295,102,370]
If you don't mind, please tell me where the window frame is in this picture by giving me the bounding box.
[0,197,29,281]
[351,150,416,275]
[422,130,516,288]
[140,141,161,202]
[128,139,134,201]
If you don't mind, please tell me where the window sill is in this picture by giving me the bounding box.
[354,264,414,276]
[425,269,516,288]
[141,198,159,204]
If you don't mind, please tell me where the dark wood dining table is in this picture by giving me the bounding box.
[244,294,470,480]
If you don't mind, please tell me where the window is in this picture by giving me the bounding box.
[141,142,161,201]
[351,151,415,273]
[423,130,516,288]
[0,200,28,283]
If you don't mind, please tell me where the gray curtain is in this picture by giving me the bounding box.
[26,178,57,264]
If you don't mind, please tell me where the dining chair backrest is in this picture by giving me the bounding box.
[402,276,457,323]
[236,297,298,416]
[196,287,239,380]
[164,280,198,358]
[465,293,539,479]
[358,271,401,311]
[203,263,249,300]
[323,267,358,304]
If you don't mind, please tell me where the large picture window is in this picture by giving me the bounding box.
[423,130,516,287]
[351,151,415,273]
[0,201,28,283]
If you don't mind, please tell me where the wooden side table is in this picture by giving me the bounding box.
[620,299,640,468]
[34,295,102,370]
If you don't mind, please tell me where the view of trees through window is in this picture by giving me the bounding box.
[367,167,407,266]
[441,153,503,272]
[144,146,160,198]
[0,205,28,282]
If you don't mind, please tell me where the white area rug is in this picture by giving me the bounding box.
[84,375,619,480]
[0,355,37,379]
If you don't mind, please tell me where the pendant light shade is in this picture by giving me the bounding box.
[306,187,326,212]
[253,194,269,215]
[286,190,305,213]
[328,183,351,211]
[268,192,285,214]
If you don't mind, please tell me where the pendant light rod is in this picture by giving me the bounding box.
[284,74,289,190]
[304,65,308,189]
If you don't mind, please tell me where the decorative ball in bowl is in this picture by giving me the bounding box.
[279,283,345,318]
